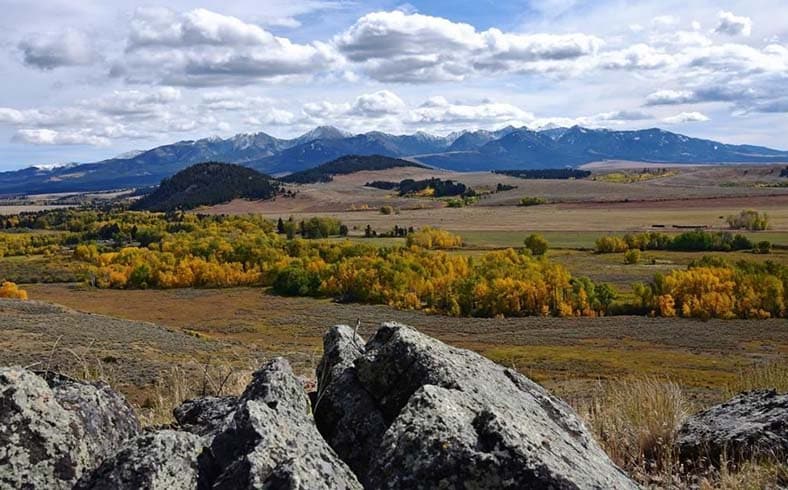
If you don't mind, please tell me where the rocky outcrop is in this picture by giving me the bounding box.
[74,430,204,490]
[1,324,651,490]
[0,367,139,489]
[174,396,237,438]
[317,322,639,489]
[198,357,363,489]
[314,325,387,482]
[677,389,788,464]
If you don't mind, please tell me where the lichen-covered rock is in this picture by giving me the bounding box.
[198,358,362,489]
[74,430,204,490]
[327,323,638,489]
[44,372,140,461]
[314,325,387,481]
[677,389,788,464]
[0,367,138,489]
[174,396,237,438]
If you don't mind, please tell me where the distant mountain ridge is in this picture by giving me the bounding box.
[2,125,787,194]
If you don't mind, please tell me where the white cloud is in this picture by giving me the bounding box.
[18,29,98,69]
[662,111,710,123]
[599,44,673,70]
[118,7,339,86]
[651,15,680,28]
[333,10,602,82]
[89,88,182,115]
[715,11,752,37]
[350,90,407,116]
[13,129,110,146]
[645,89,695,105]
[410,97,534,126]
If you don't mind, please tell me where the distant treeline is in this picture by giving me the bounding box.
[282,155,426,184]
[493,169,592,180]
[595,230,759,253]
[366,178,473,197]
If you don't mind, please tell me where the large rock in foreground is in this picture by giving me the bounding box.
[677,389,788,464]
[74,430,204,490]
[318,323,638,489]
[199,357,362,489]
[0,367,139,489]
[314,325,387,482]
[174,395,238,438]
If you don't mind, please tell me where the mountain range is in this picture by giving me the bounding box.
[2,125,787,194]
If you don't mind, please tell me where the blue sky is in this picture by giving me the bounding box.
[0,0,786,170]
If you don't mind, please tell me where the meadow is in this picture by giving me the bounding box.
[1,164,787,487]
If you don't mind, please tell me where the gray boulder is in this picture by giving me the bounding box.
[677,389,788,464]
[320,323,638,489]
[0,367,139,489]
[44,372,140,461]
[74,430,204,490]
[313,325,387,481]
[174,396,238,438]
[198,357,362,489]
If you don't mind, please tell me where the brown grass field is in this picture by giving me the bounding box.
[13,283,787,409]
[1,163,786,406]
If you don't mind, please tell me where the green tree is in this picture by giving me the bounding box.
[524,234,548,256]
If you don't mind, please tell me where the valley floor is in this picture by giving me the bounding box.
[6,284,787,408]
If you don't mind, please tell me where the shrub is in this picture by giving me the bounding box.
[406,227,463,249]
[596,235,629,253]
[380,205,394,215]
[726,209,769,231]
[518,196,547,206]
[524,234,548,256]
[754,241,772,254]
[0,281,28,300]
[624,249,641,265]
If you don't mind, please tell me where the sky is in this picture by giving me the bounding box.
[0,0,786,170]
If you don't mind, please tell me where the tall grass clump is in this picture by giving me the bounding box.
[726,361,788,396]
[138,361,255,426]
[577,377,690,482]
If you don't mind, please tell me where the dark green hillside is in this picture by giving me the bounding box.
[281,155,427,184]
[132,162,282,211]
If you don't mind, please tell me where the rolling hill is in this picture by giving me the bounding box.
[132,162,282,212]
[2,125,787,194]
[281,155,428,184]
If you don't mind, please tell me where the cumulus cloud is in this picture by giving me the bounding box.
[645,89,696,105]
[714,11,752,37]
[350,90,407,116]
[333,10,602,82]
[89,88,182,116]
[18,29,98,69]
[599,44,673,70]
[13,129,110,146]
[410,96,534,126]
[662,111,709,124]
[117,7,339,86]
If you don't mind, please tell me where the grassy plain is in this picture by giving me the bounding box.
[2,163,787,403]
[17,283,788,407]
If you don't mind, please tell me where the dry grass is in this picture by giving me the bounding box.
[576,377,690,482]
[726,361,788,396]
[136,359,256,426]
[576,376,788,489]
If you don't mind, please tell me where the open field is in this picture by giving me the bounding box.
[13,284,788,407]
[203,164,788,216]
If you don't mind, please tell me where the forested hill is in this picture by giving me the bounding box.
[281,155,427,184]
[132,162,282,211]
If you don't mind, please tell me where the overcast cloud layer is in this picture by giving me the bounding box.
[0,0,786,169]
